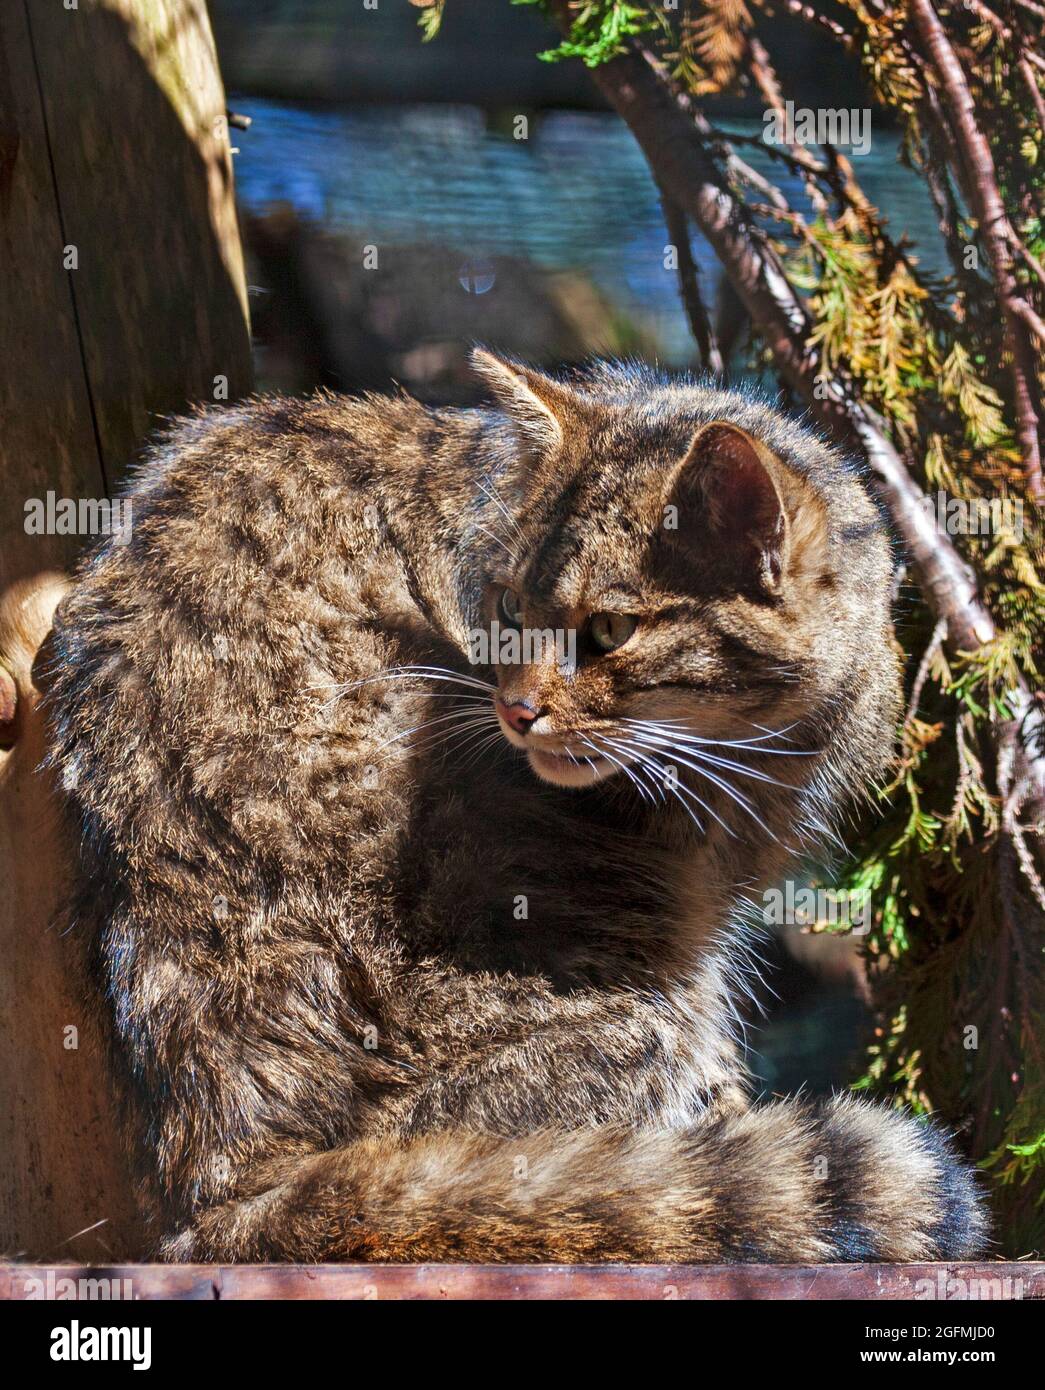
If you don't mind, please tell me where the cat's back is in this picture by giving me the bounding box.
[47,393,453,877]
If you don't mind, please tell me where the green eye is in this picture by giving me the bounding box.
[500,588,523,626]
[590,612,637,652]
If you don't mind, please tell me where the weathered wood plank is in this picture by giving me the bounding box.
[2,1263,1042,1301]
[0,0,252,1264]
[0,576,143,1267]
[0,5,106,589]
[0,0,139,1266]
[23,0,252,486]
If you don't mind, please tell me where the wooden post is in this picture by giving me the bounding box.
[0,0,252,1260]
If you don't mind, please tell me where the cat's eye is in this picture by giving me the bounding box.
[589,612,637,652]
[499,588,523,627]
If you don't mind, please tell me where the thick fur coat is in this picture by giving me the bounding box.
[46,352,986,1261]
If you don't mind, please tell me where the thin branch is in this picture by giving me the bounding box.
[767,0,856,50]
[657,184,724,375]
[998,701,1045,929]
[915,121,979,288]
[1006,223,1045,290]
[1010,295,1045,346]
[725,150,792,212]
[1019,56,1045,131]
[746,33,830,217]
[961,0,1011,37]
[905,617,949,728]
[908,0,1044,499]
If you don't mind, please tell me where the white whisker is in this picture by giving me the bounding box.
[623,716,810,753]
[626,732,775,840]
[600,733,741,839]
[456,727,512,772]
[580,735,655,803]
[373,704,492,756]
[307,665,497,714]
[626,728,793,790]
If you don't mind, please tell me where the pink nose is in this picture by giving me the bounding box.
[498,699,539,735]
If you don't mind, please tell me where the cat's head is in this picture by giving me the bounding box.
[467,350,897,796]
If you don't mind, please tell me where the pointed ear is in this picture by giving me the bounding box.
[668,421,790,595]
[470,348,574,453]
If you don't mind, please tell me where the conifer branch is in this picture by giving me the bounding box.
[907,0,1044,500]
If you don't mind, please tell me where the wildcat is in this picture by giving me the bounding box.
[47,350,986,1262]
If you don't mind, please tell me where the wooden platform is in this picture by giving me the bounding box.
[2,1262,1042,1301]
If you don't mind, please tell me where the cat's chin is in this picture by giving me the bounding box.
[525,747,621,788]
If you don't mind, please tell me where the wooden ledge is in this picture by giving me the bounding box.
[2,1262,1042,1301]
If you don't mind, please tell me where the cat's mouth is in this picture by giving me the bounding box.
[526,745,617,788]
[494,701,625,788]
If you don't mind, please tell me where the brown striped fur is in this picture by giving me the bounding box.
[46,351,986,1262]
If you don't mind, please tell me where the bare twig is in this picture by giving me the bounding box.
[1010,295,1045,347]
[999,700,1045,912]
[746,33,829,217]
[915,123,978,288]
[768,0,855,50]
[1006,222,1045,289]
[905,618,949,729]
[962,0,1010,37]
[725,150,791,211]
[657,185,724,375]
[1019,56,1045,131]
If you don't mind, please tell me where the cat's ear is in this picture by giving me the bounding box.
[667,421,790,596]
[470,348,574,453]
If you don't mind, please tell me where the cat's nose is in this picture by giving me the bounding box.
[498,699,541,735]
